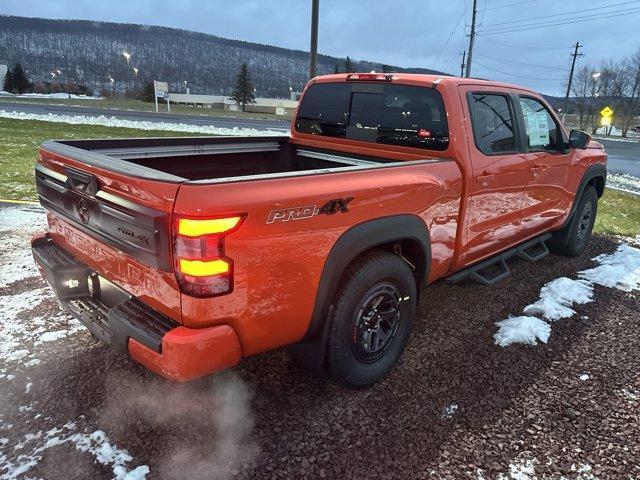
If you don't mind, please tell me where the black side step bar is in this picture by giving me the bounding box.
[445,233,552,286]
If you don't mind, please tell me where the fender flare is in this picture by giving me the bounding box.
[302,214,431,342]
[562,163,607,230]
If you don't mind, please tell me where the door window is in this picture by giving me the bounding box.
[468,93,516,155]
[519,97,560,152]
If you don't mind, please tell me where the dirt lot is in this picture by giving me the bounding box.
[1,205,639,479]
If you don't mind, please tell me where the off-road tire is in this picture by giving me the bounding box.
[549,185,598,257]
[327,250,417,388]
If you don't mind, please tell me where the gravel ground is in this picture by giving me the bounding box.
[1,209,639,479]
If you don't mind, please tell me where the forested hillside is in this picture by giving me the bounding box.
[0,15,447,97]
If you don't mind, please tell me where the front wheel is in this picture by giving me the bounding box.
[327,251,417,388]
[550,185,598,257]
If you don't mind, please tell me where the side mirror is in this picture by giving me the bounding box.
[569,129,590,150]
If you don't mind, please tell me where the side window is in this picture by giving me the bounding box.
[468,93,516,155]
[519,97,560,151]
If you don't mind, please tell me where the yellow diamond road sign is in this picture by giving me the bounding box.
[600,106,614,118]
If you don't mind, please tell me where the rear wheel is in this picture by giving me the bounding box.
[550,186,598,257]
[327,251,417,388]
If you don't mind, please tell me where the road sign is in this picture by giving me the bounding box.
[153,80,168,98]
[153,80,170,113]
[600,106,614,118]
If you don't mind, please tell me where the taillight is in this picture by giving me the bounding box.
[346,73,393,82]
[173,215,244,297]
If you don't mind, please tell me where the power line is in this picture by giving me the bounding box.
[482,0,640,27]
[434,0,470,69]
[478,35,572,50]
[473,61,563,81]
[483,0,540,11]
[481,6,640,32]
[474,52,568,71]
[480,9,640,35]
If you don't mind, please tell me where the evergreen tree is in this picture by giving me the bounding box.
[229,63,256,111]
[140,80,155,102]
[333,63,342,74]
[3,67,14,93]
[344,57,355,73]
[11,63,30,94]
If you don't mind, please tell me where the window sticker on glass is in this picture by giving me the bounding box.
[521,101,549,148]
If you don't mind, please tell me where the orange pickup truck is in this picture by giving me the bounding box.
[32,73,606,387]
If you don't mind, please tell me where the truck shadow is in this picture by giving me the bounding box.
[22,234,625,478]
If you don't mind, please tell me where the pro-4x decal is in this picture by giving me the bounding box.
[267,197,354,224]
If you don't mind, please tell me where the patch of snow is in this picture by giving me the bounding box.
[0,109,286,136]
[580,374,590,381]
[496,458,538,480]
[496,241,640,347]
[607,173,640,196]
[494,316,551,347]
[36,330,68,343]
[523,277,593,321]
[0,207,47,288]
[0,423,148,480]
[441,404,458,420]
[0,206,89,375]
[595,125,620,136]
[0,91,102,100]
[579,244,640,291]
[5,350,30,361]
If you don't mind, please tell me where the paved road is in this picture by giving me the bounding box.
[0,100,290,133]
[598,138,640,177]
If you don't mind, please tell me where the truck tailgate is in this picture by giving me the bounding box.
[36,143,183,322]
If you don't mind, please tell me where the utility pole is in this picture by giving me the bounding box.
[563,42,583,120]
[465,0,477,77]
[460,51,466,77]
[309,0,319,79]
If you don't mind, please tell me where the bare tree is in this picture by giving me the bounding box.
[621,48,640,137]
[571,66,596,130]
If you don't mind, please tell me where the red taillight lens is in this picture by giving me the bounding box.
[346,73,393,82]
[173,215,244,298]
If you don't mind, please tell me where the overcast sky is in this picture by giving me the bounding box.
[2,0,639,95]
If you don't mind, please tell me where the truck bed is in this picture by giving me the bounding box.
[42,136,408,183]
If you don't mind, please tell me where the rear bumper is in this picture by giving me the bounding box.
[31,234,241,381]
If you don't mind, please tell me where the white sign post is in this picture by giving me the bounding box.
[153,80,169,113]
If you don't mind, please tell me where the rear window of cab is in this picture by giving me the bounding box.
[295,82,450,151]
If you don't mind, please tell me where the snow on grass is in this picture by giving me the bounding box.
[0,422,149,479]
[495,241,640,347]
[0,91,102,100]
[494,316,551,347]
[523,277,593,321]
[0,109,285,136]
[607,173,640,196]
[595,125,621,136]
